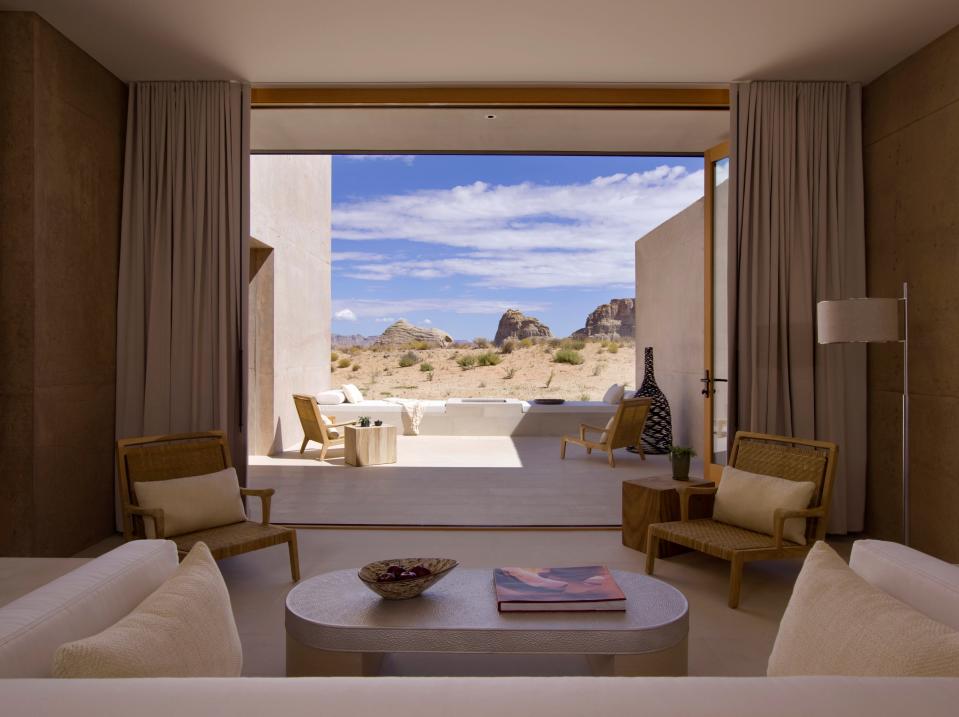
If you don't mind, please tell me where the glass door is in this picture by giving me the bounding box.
[703,142,730,482]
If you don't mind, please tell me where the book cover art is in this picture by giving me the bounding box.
[493,566,626,611]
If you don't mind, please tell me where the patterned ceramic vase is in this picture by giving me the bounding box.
[633,347,673,454]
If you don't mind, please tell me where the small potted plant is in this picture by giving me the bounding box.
[358,416,371,428]
[373,419,383,426]
[668,445,696,481]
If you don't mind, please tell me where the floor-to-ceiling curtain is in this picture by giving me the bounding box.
[728,81,866,533]
[116,81,249,490]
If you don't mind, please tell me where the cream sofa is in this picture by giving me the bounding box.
[2,539,959,716]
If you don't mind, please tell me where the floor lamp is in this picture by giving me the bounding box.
[817,283,909,544]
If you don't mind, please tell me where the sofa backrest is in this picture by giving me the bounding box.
[0,540,178,677]
[850,539,959,630]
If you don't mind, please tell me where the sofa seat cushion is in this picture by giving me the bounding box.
[713,465,815,544]
[0,540,178,678]
[53,543,242,678]
[768,541,959,677]
[134,467,247,538]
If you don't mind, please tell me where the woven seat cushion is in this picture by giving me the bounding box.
[172,520,292,557]
[653,518,801,556]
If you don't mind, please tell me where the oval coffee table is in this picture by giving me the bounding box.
[286,568,688,676]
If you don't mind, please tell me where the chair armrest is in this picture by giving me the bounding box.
[240,487,275,525]
[331,420,357,427]
[773,507,826,548]
[677,486,717,521]
[579,423,607,440]
[125,505,166,539]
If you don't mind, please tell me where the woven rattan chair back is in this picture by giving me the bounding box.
[116,431,232,539]
[293,394,328,443]
[728,431,839,541]
[609,397,652,450]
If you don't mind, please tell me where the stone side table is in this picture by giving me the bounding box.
[622,475,714,557]
[344,424,397,467]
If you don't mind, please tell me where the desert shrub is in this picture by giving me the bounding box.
[337,357,351,369]
[426,370,435,382]
[564,339,586,351]
[500,339,516,354]
[398,351,420,368]
[519,337,534,348]
[548,338,562,349]
[607,342,620,354]
[477,351,502,366]
[479,381,487,388]
[349,345,363,355]
[351,364,361,372]
[457,354,477,370]
[580,392,590,401]
[554,348,584,365]
[331,351,339,361]
[545,370,555,388]
[411,340,430,351]
[419,362,434,372]
[474,337,490,348]
[503,367,517,380]
[592,363,604,376]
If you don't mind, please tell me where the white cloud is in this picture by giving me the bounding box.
[374,316,397,323]
[333,298,547,320]
[332,251,386,262]
[334,308,357,321]
[332,164,704,289]
[343,154,415,166]
[422,318,432,324]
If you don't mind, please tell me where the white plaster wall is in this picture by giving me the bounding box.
[635,196,705,457]
[251,155,332,454]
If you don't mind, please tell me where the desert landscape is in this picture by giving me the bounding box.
[330,302,637,401]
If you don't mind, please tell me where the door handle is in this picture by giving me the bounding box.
[701,370,728,396]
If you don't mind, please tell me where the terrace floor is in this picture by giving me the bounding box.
[248,435,687,526]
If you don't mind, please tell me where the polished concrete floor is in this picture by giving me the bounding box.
[249,436,689,526]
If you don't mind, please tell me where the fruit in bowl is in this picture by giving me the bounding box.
[358,557,457,599]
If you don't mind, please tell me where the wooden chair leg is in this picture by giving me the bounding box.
[607,449,616,468]
[299,437,309,454]
[645,531,658,575]
[288,531,301,582]
[587,447,592,454]
[728,555,744,609]
[320,442,328,461]
[560,438,567,459]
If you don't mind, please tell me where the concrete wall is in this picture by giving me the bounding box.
[863,23,959,560]
[250,155,332,454]
[635,196,705,457]
[0,12,126,556]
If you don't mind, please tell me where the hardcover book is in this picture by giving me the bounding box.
[493,565,626,612]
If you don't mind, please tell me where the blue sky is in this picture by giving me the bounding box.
[331,154,705,340]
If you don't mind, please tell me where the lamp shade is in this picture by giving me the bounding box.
[817,298,900,344]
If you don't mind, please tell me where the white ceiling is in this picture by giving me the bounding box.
[3,0,958,84]
[253,108,731,154]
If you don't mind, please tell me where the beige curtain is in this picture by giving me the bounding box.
[728,81,866,533]
[116,82,249,485]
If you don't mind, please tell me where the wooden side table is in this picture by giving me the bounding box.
[344,425,397,467]
[622,476,714,557]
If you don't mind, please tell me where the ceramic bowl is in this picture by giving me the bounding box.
[358,557,458,600]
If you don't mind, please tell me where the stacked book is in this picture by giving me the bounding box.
[493,565,626,612]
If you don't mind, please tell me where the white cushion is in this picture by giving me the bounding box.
[320,414,340,439]
[341,383,363,403]
[850,539,959,631]
[0,540,178,677]
[316,389,346,405]
[602,384,625,404]
[768,541,959,677]
[134,467,246,539]
[53,542,242,678]
[599,416,615,443]
[712,465,815,544]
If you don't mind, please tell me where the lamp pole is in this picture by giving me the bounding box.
[901,282,910,546]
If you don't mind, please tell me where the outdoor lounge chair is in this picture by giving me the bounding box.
[116,430,300,581]
[560,397,651,467]
[293,393,356,459]
[645,431,838,608]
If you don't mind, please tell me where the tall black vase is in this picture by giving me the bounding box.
[633,347,672,454]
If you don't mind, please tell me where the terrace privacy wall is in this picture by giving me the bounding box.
[0,12,126,556]
[250,155,333,455]
[863,22,959,561]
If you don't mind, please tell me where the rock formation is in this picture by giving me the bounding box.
[331,333,375,349]
[493,309,552,345]
[571,298,635,341]
[374,319,454,348]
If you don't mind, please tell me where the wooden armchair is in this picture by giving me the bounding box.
[560,397,652,467]
[117,430,300,581]
[293,393,356,459]
[645,431,838,608]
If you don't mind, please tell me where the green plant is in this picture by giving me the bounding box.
[457,354,477,370]
[548,338,562,349]
[503,367,517,380]
[607,342,620,354]
[580,392,590,401]
[668,445,697,458]
[477,351,502,366]
[358,416,371,428]
[474,337,489,348]
[331,351,339,361]
[564,339,586,351]
[519,337,534,348]
[352,363,361,372]
[337,357,351,369]
[500,339,516,354]
[411,340,430,351]
[545,369,555,389]
[419,361,434,372]
[554,348,584,365]
[427,370,435,382]
[398,351,420,367]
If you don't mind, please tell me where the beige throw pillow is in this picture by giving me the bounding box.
[712,465,815,544]
[768,541,959,676]
[134,467,246,538]
[52,542,243,678]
